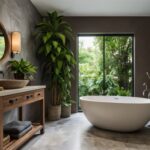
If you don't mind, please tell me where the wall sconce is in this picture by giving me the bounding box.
[11,32,21,57]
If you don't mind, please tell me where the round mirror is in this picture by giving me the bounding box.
[0,23,10,62]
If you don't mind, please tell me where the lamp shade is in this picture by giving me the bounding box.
[12,32,21,54]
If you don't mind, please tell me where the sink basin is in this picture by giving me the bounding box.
[0,79,29,89]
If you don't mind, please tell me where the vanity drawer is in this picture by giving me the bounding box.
[22,90,44,103]
[23,92,35,101]
[34,90,44,98]
[3,95,23,107]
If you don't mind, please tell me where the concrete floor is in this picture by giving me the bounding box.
[21,113,150,150]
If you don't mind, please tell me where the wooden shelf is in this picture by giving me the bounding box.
[3,125,42,150]
[0,88,45,150]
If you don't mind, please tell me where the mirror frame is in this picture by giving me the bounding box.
[0,22,10,63]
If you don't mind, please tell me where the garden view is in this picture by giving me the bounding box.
[79,35,133,103]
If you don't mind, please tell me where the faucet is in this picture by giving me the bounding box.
[0,71,4,78]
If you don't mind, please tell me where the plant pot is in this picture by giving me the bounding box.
[14,73,25,80]
[48,105,61,121]
[61,105,71,118]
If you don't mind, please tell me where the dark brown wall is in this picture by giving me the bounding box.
[64,17,150,111]
[0,0,42,123]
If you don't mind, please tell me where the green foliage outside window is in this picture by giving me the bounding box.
[79,36,133,97]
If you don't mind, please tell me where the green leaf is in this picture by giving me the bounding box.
[52,41,59,48]
[55,33,66,45]
[43,32,52,43]
[43,36,47,43]
[55,68,59,75]
[51,54,55,62]
[71,57,76,65]
[47,32,52,39]
[66,54,71,62]
[46,44,51,55]
[35,23,49,28]
[57,60,63,70]
[57,47,61,54]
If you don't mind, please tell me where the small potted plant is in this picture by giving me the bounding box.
[61,95,72,118]
[8,59,37,80]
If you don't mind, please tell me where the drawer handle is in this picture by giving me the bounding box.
[26,95,33,99]
[37,93,41,96]
[9,99,18,104]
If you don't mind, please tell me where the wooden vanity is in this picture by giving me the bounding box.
[0,86,46,150]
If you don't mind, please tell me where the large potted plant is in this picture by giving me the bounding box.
[8,59,37,80]
[35,11,75,121]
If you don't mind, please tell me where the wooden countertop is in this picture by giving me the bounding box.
[0,86,46,97]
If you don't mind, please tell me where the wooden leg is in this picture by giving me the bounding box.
[40,98,45,134]
[19,107,23,121]
[0,110,3,150]
[40,128,44,134]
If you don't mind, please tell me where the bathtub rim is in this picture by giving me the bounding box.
[80,96,150,104]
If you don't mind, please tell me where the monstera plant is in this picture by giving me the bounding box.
[35,11,76,120]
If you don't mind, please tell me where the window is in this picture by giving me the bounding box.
[78,34,134,110]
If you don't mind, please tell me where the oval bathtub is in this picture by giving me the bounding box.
[80,96,150,132]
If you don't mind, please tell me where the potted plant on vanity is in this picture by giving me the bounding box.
[35,11,76,120]
[8,58,37,80]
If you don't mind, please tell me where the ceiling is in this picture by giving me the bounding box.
[31,0,150,16]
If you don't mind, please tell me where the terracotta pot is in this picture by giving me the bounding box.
[48,105,61,121]
[61,105,71,118]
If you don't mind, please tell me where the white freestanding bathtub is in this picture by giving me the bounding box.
[80,96,150,132]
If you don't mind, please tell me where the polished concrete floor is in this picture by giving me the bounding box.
[21,113,150,150]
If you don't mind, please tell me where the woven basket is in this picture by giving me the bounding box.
[48,105,61,121]
[61,105,71,118]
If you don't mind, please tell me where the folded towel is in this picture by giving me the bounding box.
[10,125,32,139]
[4,121,32,134]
